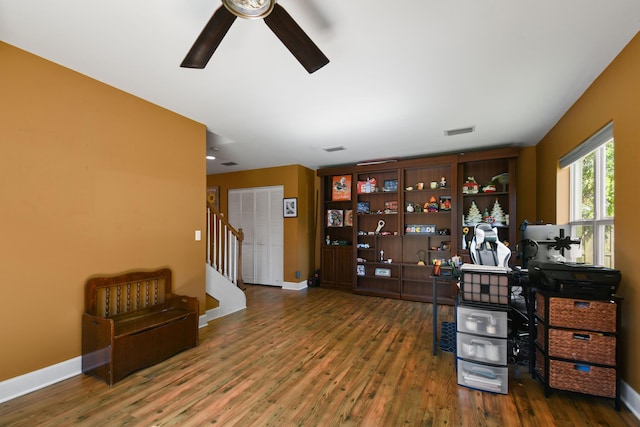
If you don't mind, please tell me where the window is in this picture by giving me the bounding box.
[561,123,614,267]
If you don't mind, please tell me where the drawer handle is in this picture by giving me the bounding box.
[574,364,591,373]
[574,301,591,309]
[572,333,591,341]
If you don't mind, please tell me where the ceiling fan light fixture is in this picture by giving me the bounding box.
[222,0,275,19]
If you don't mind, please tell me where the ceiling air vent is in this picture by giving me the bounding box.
[221,161,238,166]
[444,126,475,136]
[323,146,346,153]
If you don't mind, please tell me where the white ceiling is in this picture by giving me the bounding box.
[2,1,639,175]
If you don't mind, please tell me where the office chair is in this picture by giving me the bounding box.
[469,223,511,267]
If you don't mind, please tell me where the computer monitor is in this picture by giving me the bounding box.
[521,224,580,266]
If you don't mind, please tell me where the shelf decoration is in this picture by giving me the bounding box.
[383,179,398,192]
[466,201,482,225]
[483,208,491,224]
[405,224,436,234]
[425,196,439,212]
[357,177,377,194]
[327,209,344,227]
[332,175,352,201]
[344,209,354,227]
[439,196,452,211]
[481,183,497,193]
[491,172,509,192]
[462,177,479,194]
[357,201,370,214]
[384,201,398,214]
[374,267,391,277]
[417,249,427,265]
[490,199,505,226]
[462,226,469,250]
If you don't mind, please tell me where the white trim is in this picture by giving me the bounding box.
[282,280,308,291]
[0,357,81,404]
[622,380,640,420]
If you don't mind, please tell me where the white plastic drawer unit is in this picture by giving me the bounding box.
[457,359,509,394]
[456,305,508,338]
[456,332,507,365]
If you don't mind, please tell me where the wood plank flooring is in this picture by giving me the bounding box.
[1,285,638,426]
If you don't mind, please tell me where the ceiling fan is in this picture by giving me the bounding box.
[181,0,329,73]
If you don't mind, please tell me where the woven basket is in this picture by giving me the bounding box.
[548,297,617,332]
[548,329,616,365]
[536,322,546,350]
[548,359,616,398]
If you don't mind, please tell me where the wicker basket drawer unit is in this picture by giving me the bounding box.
[533,290,621,409]
[535,348,616,398]
[536,324,616,366]
[548,329,616,365]
[536,293,617,332]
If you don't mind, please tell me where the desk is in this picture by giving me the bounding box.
[431,276,458,355]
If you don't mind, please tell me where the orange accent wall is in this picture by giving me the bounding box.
[536,32,640,391]
[207,164,316,284]
[0,42,207,381]
[516,146,537,240]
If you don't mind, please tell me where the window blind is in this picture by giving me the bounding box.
[559,122,613,168]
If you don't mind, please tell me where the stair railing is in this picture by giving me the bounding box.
[207,201,244,287]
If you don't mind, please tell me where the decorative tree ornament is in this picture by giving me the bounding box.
[466,201,482,225]
[490,198,505,226]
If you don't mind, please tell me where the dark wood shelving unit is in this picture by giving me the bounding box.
[317,147,519,303]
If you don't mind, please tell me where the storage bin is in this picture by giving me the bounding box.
[538,295,617,332]
[456,332,507,365]
[457,359,508,394]
[456,305,508,338]
[548,328,616,366]
[549,359,616,398]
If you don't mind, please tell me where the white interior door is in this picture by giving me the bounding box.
[228,186,283,286]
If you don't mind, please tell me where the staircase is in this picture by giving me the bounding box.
[205,201,246,320]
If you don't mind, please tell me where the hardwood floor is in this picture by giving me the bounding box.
[1,285,638,426]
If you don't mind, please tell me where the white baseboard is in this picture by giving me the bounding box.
[622,380,640,420]
[282,280,308,291]
[0,357,81,404]
[201,307,221,325]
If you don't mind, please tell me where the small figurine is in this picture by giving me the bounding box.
[440,176,446,188]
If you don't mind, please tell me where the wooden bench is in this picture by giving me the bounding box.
[82,268,199,385]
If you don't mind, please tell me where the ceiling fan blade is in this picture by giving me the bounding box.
[181,6,237,69]
[264,3,329,74]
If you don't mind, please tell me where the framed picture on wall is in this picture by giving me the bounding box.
[207,186,220,211]
[283,197,298,218]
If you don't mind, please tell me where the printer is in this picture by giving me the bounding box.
[527,260,621,300]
